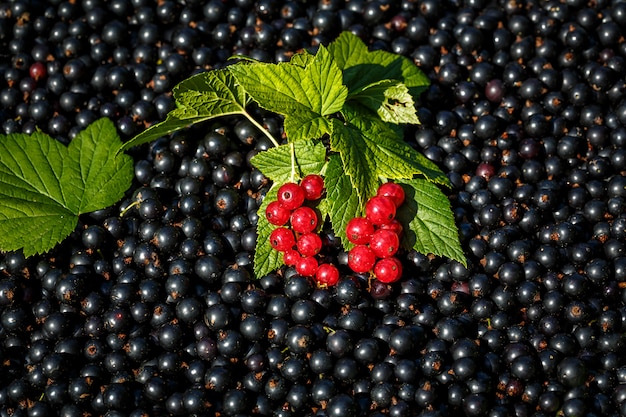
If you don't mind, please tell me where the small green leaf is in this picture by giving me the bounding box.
[253,186,284,278]
[351,80,421,124]
[328,31,430,99]
[121,70,248,151]
[330,106,449,202]
[323,154,361,250]
[250,140,327,184]
[227,54,262,63]
[396,178,466,266]
[0,118,133,256]
[316,196,331,226]
[229,44,348,142]
[289,50,315,67]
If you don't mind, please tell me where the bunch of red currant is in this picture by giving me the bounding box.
[346,182,405,283]
[267,175,341,286]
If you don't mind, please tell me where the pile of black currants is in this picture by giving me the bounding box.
[1,0,626,416]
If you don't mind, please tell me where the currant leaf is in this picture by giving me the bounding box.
[330,118,380,202]
[121,70,249,151]
[0,118,133,256]
[331,105,449,201]
[350,80,421,124]
[396,178,467,266]
[323,154,361,250]
[328,31,430,100]
[228,44,348,142]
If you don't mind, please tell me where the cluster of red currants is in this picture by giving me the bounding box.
[345,182,405,283]
[267,175,341,286]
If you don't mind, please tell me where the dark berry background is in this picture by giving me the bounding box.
[1,0,626,416]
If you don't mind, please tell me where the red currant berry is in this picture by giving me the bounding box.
[377,182,405,207]
[374,257,403,283]
[277,182,306,210]
[296,256,318,277]
[345,217,375,245]
[269,227,296,252]
[296,232,323,257]
[347,245,376,273]
[283,249,300,266]
[365,196,396,226]
[316,263,340,286]
[369,229,400,259]
[290,206,319,234]
[265,201,291,226]
[300,174,325,200]
[379,219,403,238]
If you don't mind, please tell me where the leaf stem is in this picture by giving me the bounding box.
[242,110,280,148]
[290,142,296,183]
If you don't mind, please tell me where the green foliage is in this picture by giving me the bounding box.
[350,80,421,124]
[120,70,250,151]
[396,178,466,265]
[229,45,348,142]
[0,118,133,256]
[327,31,430,99]
[0,31,466,271]
[323,154,361,252]
[249,140,327,184]
[331,104,449,204]
[124,31,467,272]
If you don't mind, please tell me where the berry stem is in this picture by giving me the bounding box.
[242,109,280,148]
[119,200,139,217]
[290,141,296,183]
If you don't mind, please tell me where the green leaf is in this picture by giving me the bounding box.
[330,106,449,202]
[289,50,315,67]
[120,70,248,151]
[328,31,430,99]
[316,196,331,226]
[351,80,421,124]
[323,154,361,250]
[253,186,284,278]
[0,118,133,256]
[281,111,334,143]
[396,178,466,266]
[229,44,348,142]
[330,118,380,202]
[249,140,327,184]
